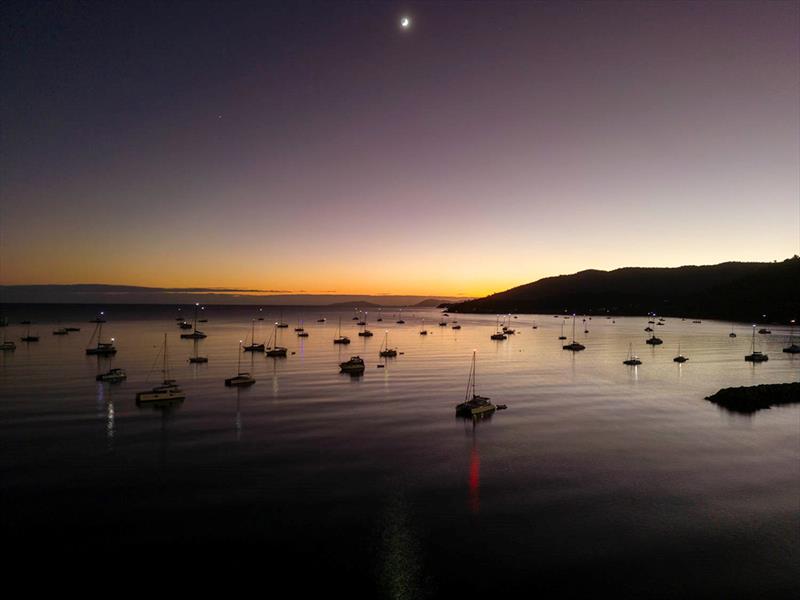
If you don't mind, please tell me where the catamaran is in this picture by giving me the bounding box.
[135,334,186,403]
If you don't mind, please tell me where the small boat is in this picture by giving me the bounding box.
[744,326,768,362]
[180,303,207,339]
[96,368,127,382]
[378,332,398,358]
[136,334,186,403]
[20,322,39,342]
[729,324,737,338]
[645,332,663,345]
[644,326,653,332]
[491,316,507,340]
[225,342,256,386]
[782,320,799,353]
[276,310,289,328]
[673,344,688,363]
[52,327,68,335]
[558,320,567,340]
[452,324,461,330]
[1,332,16,351]
[758,328,771,334]
[317,317,326,322]
[562,316,585,351]
[265,324,288,357]
[439,320,448,327]
[85,322,117,355]
[358,314,373,337]
[455,351,496,417]
[65,327,81,332]
[692,320,702,324]
[243,320,265,352]
[340,355,365,374]
[297,331,309,338]
[333,317,351,344]
[623,344,641,366]
[532,320,538,329]
[188,339,208,363]
[178,321,193,329]
[294,318,305,332]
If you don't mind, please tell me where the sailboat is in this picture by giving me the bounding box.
[490,315,507,340]
[396,309,405,324]
[745,325,768,362]
[21,322,39,342]
[90,311,106,323]
[358,313,373,337]
[558,320,567,340]
[532,320,538,329]
[455,351,496,417]
[266,323,288,357]
[439,317,448,327]
[501,315,515,334]
[189,339,208,363]
[376,309,383,322]
[294,319,308,337]
[294,318,305,332]
[729,324,737,338]
[243,320,265,352]
[379,332,398,357]
[333,317,351,344]
[180,303,207,339]
[783,319,799,353]
[275,310,288,328]
[135,334,186,402]
[623,343,641,365]
[85,321,117,355]
[673,343,688,363]
[226,341,256,386]
[562,315,585,351]
[419,318,428,335]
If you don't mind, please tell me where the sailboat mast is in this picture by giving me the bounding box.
[163,333,169,381]
[472,351,477,398]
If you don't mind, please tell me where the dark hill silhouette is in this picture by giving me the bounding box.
[445,256,799,323]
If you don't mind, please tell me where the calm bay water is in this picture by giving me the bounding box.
[1,305,798,597]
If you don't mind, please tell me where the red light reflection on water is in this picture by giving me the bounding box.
[469,443,480,515]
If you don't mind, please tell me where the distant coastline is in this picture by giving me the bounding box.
[0,284,464,307]
[444,256,799,324]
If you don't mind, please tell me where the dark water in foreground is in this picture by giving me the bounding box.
[1,305,798,597]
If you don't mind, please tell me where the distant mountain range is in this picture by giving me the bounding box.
[0,284,463,307]
[444,256,799,323]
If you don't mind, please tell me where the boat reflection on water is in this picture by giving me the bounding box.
[462,415,491,516]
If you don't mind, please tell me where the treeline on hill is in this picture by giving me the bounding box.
[445,256,799,323]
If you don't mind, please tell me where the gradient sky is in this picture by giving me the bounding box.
[1,0,798,297]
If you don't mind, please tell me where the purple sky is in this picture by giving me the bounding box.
[1,1,798,296]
